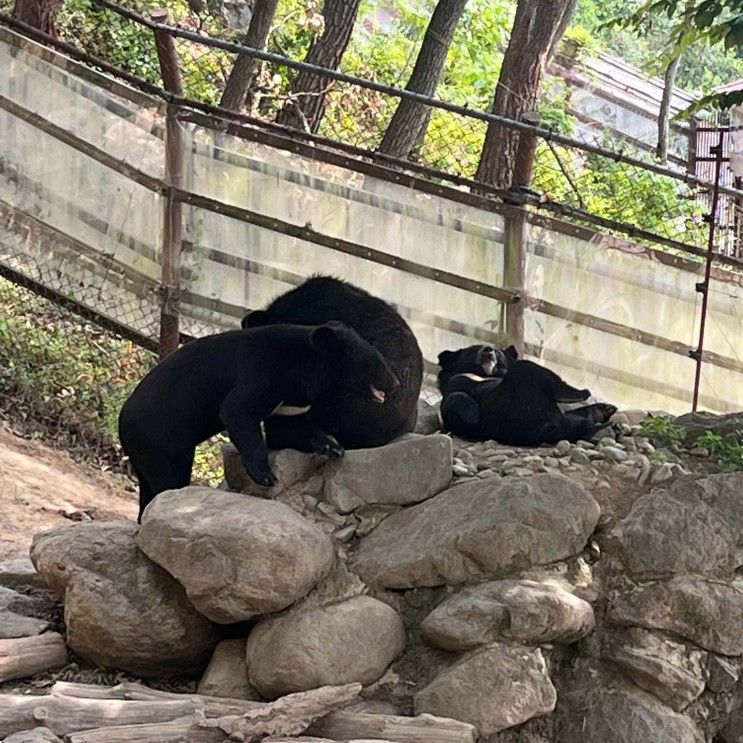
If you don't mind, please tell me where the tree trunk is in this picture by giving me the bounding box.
[657,53,681,163]
[275,0,363,133]
[219,0,279,111]
[378,0,469,159]
[475,0,577,190]
[12,0,62,37]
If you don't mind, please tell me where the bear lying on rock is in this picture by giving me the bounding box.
[119,322,399,518]
[438,344,616,446]
[242,276,423,449]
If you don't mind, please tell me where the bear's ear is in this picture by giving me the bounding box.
[310,323,344,352]
[438,350,456,367]
[504,345,519,361]
[242,310,268,329]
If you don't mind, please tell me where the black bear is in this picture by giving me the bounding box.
[437,344,616,446]
[437,343,519,391]
[119,322,399,519]
[242,276,423,449]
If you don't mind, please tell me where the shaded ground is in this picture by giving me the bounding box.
[0,422,137,559]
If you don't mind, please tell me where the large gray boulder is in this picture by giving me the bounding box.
[30,521,216,677]
[414,643,556,735]
[607,576,743,656]
[223,434,452,513]
[246,596,405,699]
[421,579,595,651]
[608,473,743,575]
[137,488,335,623]
[559,672,704,743]
[353,474,600,588]
[603,628,707,711]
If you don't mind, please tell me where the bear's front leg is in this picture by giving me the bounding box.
[264,414,344,458]
[220,388,279,487]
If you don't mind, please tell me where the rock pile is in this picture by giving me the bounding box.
[1,412,742,743]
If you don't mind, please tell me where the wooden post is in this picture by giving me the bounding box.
[151,9,185,359]
[503,208,526,355]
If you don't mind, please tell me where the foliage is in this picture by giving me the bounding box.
[694,429,743,471]
[637,414,687,448]
[0,278,224,487]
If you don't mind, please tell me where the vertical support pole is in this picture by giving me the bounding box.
[151,10,185,359]
[512,112,540,191]
[686,118,697,177]
[690,130,725,411]
[503,208,526,355]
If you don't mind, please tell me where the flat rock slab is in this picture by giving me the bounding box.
[414,643,556,735]
[421,579,595,651]
[322,434,452,512]
[609,472,743,575]
[224,434,453,513]
[603,628,706,711]
[560,674,704,743]
[353,473,600,588]
[0,556,47,590]
[137,487,334,623]
[0,609,50,639]
[674,411,743,445]
[246,596,405,699]
[607,576,743,656]
[31,521,216,677]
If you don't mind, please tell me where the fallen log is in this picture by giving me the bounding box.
[63,715,225,743]
[307,711,477,743]
[3,727,62,742]
[51,682,477,742]
[0,633,66,682]
[0,694,201,739]
[0,609,50,639]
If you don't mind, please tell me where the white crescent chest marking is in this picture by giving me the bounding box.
[461,373,487,382]
[271,402,311,417]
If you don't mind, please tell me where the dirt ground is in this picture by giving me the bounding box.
[0,422,137,560]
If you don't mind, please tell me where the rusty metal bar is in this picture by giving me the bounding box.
[691,130,726,411]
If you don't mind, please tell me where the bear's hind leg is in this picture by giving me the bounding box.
[565,402,618,423]
[135,450,194,522]
[441,391,480,437]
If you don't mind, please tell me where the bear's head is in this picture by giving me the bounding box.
[311,322,400,404]
[437,344,518,391]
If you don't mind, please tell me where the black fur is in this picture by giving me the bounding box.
[242,276,423,449]
[119,322,399,519]
[437,343,518,392]
[437,345,616,446]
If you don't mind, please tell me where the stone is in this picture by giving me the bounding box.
[570,449,591,465]
[137,488,334,623]
[602,446,628,463]
[246,596,405,699]
[608,473,742,576]
[223,445,320,497]
[674,411,743,445]
[414,398,441,435]
[353,473,600,589]
[322,434,452,513]
[560,671,704,743]
[0,609,49,639]
[607,576,743,656]
[690,446,710,457]
[414,643,556,735]
[30,521,217,677]
[604,628,706,711]
[3,729,62,743]
[421,579,595,651]
[721,701,743,743]
[554,440,572,456]
[707,656,740,693]
[0,555,47,590]
[0,586,48,617]
[651,464,674,483]
[198,639,261,700]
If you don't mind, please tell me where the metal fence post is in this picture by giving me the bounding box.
[151,9,185,359]
[503,208,526,355]
[690,129,725,411]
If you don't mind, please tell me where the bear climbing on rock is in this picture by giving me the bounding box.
[438,344,616,446]
[242,276,423,449]
[119,322,399,519]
